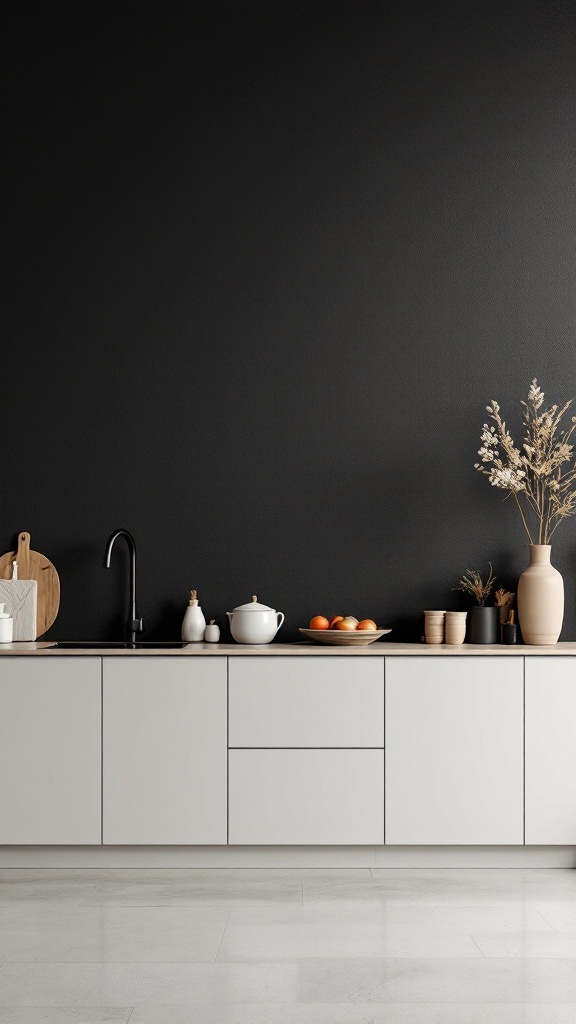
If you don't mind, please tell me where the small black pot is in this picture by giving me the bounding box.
[501,623,518,645]
[469,605,498,644]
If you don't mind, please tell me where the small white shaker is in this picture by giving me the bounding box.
[204,619,220,643]
[0,604,14,643]
[182,589,206,642]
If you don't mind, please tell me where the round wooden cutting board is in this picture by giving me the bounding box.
[0,532,60,638]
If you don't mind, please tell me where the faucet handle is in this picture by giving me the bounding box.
[131,618,143,634]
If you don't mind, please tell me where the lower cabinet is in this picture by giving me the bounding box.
[103,657,227,844]
[4,651,562,850]
[0,658,101,844]
[385,657,524,845]
[525,657,576,844]
[229,749,384,845]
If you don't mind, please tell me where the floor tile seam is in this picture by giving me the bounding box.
[470,935,486,958]
[1,958,246,964]
[298,901,568,907]
[297,955,576,965]
[2,1002,576,1014]
[213,908,232,964]
[77,884,104,906]
[295,999,576,1007]
[533,907,562,930]
[82,902,250,908]
[6,906,238,914]
[0,958,302,966]
[216,952,300,964]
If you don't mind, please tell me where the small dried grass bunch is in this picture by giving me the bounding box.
[456,564,496,606]
[494,587,515,624]
[475,380,576,544]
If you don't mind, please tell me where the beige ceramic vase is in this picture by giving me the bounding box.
[517,545,563,645]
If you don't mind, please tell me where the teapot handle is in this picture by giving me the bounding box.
[276,612,285,630]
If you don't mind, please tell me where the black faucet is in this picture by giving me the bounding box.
[103,529,143,644]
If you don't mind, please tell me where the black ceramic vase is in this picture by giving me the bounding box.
[469,605,498,644]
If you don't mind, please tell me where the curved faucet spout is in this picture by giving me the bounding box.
[104,529,142,644]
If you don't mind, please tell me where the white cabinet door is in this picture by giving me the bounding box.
[103,657,227,845]
[229,657,384,748]
[0,657,101,844]
[385,657,523,845]
[525,657,576,844]
[229,749,384,845]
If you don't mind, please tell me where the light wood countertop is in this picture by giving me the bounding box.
[0,642,576,656]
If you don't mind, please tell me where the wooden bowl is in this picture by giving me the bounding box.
[298,628,391,646]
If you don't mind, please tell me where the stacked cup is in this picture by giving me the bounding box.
[445,611,467,645]
[424,610,445,644]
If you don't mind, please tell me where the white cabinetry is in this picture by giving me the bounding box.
[228,655,384,844]
[0,657,101,844]
[103,657,227,845]
[386,657,523,845]
[229,749,384,845]
[525,657,576,844]
[229,656,384,747]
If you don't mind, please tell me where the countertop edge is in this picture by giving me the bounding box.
[0,642,575,656]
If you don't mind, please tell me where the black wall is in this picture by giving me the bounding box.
[2,0,575,642]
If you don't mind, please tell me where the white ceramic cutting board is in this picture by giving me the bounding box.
[0,580,38,640]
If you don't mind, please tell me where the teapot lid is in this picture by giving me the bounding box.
[232,594,275,612]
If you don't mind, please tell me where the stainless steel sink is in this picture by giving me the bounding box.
[52,642,191,649]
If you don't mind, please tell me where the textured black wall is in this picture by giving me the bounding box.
[2,0,575,642]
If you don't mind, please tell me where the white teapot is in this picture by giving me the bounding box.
[226,595,285,645]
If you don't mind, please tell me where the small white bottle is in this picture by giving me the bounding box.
[204,619,220,643]
[0,604,14,643]
[182,589,206,642]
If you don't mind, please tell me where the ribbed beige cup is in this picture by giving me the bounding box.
[424,610,446,645]
[445,610,467,645]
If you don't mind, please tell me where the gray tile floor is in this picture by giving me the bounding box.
[1,868,576,1022]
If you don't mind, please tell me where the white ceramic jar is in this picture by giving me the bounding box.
[182,590,206,642]
[203,619,220,643]
[227,595,285,645]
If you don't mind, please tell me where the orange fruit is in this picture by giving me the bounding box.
[335,617,358,631]
[357,619,377,631]
[329,615,344,629]
[309,615,330,630]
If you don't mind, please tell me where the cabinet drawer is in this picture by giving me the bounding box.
[229,749,384,845]
[229,657,384,747]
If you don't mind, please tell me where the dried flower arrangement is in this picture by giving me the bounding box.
[456,564,496,606]
[494,587,515,624]
[475,380,576,544]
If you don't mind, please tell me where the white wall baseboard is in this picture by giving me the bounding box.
[1,846,576,868]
